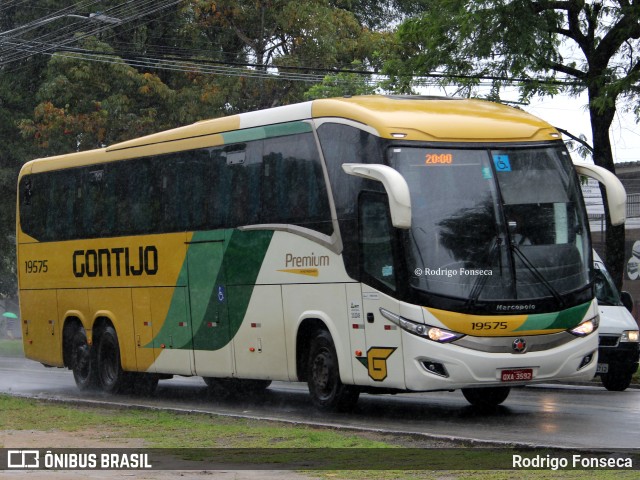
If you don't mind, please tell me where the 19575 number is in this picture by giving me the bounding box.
[24,260,48,274]
[471,321,508,331]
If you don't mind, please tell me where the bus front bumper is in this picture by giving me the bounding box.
[402,331,599,391]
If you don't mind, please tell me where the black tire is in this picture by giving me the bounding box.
[601,371,633,392]
[96,325,128,394]
[70,328,98,391]
[307,330,359,411]
[461,386,511,408]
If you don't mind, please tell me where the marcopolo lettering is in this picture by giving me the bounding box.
[73,246,158,278]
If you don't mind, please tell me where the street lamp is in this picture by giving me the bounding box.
[88,13,122,25]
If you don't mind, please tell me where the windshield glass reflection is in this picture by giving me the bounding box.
[391,145,590,304]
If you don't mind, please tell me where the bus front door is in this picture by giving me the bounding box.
[357,192,405,389]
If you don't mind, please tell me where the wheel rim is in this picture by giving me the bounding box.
[101,341,118,385]
[311,347,335,399]
[74,343,91,381]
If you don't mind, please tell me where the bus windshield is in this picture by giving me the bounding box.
[391,145,591,304]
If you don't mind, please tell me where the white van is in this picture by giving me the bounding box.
[593,251,639,391]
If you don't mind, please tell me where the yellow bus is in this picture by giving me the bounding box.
[16,95,626,409]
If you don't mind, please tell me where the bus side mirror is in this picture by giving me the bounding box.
[573,163,626,226]
[342,163,412,229]
[620,291,634,313]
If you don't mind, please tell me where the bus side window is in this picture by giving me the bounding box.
[359,192,397,291]
[223,141,262,228]
[19,175,44,240]
[79,168,106,238]
[48,170,78,240]
[262,133,332,235]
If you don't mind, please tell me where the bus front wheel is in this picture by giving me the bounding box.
[307,330,359,411]
[70,328,98,390]
[97,325,128,394]
[461,386,510,408]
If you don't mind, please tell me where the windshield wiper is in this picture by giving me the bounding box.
[510,243,565,307]
[466,236,504,308]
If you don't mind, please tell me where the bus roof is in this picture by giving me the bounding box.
[22,95,560,174]
[313,96,560,142]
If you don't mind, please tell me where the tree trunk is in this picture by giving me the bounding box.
[589,92,626,289]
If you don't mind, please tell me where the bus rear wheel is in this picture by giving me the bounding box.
[461,386,510,408]
[70,328,98,390]
[307,330,359,411]
[97,325,128,394]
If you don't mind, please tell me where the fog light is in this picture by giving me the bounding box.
[421,360,449,377]
[578,351,596,370]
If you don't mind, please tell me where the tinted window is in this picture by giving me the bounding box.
[19,131,333,241]
[360,193,396,291]
[262,133,332,234]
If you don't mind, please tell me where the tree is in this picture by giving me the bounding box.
[0,0,397,299]
[188,0,388,110]
[304,61,377,99]
[0,3,59,299]
[18,39,171,154]
[385,0,640,287]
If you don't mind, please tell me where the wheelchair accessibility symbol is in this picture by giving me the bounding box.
[217,285,225,303]
[493,154,512,172]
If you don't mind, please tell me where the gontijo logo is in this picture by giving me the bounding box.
[72,246,158,278]
[356,347,397,381]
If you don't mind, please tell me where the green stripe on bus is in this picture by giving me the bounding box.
[148,229,273,351]
[514,302,591,332]
[221,121,312,144]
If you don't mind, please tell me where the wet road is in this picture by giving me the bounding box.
[1,355,638,450]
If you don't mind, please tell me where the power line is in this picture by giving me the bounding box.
[0,1,590,89]
[0,0,181,65]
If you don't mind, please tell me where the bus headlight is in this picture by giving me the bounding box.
[568,315,599,337]
[380,308,464,343]
[620,330,639,343]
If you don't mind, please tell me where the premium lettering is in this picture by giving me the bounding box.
[285,253,330,268]
[73,246,158,278]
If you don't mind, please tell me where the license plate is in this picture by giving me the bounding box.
[501,368,533,382]
[596,363,609,374]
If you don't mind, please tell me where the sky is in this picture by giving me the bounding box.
[521,92,640,165]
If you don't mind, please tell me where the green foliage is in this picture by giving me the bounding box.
[0,0,394,298]
[384,0,566,100]
[385,0,639,109]
[304,61,377,99]
[383,0,640,286]
[17,37,177,154]
[188,0,387,110]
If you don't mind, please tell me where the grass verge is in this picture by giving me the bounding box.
[1,395,638,479]
[0,339,23,357]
